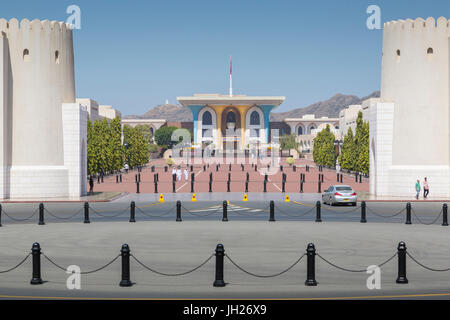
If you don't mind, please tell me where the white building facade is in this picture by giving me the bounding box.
[0,18,87,199]
[370,17,450,197]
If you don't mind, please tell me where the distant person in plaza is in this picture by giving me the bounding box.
[184,167,189,181]
[124,163,129,173]
[423,177,430,199]
[176,166,182,181]
[89,176,94,195]
[172,166,177,181]
[415,179,421,200]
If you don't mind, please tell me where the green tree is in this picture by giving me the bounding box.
[313,125,335,167]
[109,117,123,171]
[123,125,150,168]
[339,127,355,170]
[154,126,181,149]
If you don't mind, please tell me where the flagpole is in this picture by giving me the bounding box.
[229,56,232,97]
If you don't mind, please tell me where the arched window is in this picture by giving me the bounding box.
[202,111,212,125]
[297,126,303,135]
[396,49,401,56]
[250,111,260,125]
[23,49,30,62]
[427,47,433,54]
[226,112,236,123]
[55,50,60,64]
[309,126,315,134]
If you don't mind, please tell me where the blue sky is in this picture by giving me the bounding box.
[2,0,449,115]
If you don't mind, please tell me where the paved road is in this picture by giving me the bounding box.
[0,200,446,225]
[0,221,449,299]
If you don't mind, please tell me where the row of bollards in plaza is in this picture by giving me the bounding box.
[1,201,447,226]
[24,241,413,287]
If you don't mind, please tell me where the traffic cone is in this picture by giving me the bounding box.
[159,193,165,203]
[243,194,248,201]
[192,193,197,202]
[285,194,290,202]
[227,200,230,205]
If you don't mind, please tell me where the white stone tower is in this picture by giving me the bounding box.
[0,18,87,199]
[370,17,450,197]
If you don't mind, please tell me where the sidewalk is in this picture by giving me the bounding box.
[0,192,123,203]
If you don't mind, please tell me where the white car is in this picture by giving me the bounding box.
[322,185,357,206]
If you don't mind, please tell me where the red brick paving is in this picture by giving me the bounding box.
[91,157,369,195]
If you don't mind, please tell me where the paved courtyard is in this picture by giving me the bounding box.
[91,158,369,195]
[0,220,449,299]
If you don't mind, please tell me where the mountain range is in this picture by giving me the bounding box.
[123,91,380,122]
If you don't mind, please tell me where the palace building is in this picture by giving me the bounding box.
[177,94,285,150]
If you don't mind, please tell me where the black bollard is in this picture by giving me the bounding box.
[222,201,228,222]
[151,166,155,172]
[204,165,206,171]
[38,203,45,225]
[246,172,249,181]
[359,174,362,183]
[340,174,343,183]
[129,201,136,223]
[300,180,303,193]
[0,204,2,227]
[396,242,408,284]
[228,172,231,181]
[138,173,141,183]
[135,174,138,183]
[280,165,283,172]
[97,175,100,184]
[101,175,104,183]
[405,202,412,225]
[293,165,296,172]
[216,164,219,172]
[360,201,367,223]
[190,165,193,172]
[282,180,286,193]
[30,242,43,285]
[443,204,448,226]
[172,181,176,193]
[263,180,267,193]
[84,202,90,224]
[165,166,168,172]
[318,180,321,193]
[154,181,158,194]
[269,200,275,222]
[315,201,322,222]
[119,244,132,287]
[305,243,317,286]
[116,175,119,183]
[176,201,182,221]
[229,163,231,171]
[227,180,230,193]
[209,181,212,192]
[213,244,226,287]
[120,174,122,183]
[136,181,140,194]
[255,165,257,172]
[337,173,339,182]
[245,181,248,193]
[355,173,358,182]
[241,164,244,172]
[210,172,213,182]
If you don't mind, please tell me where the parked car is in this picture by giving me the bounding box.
[322,185,357,206]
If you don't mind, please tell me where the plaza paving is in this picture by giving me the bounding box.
[0,209,450,299]
[91,158,369,195]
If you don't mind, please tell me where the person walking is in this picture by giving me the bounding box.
[423,177,430,199]
[176,166,182,181]
[415,179,421,200]
[184,167,189,181]
[89,176,94,195]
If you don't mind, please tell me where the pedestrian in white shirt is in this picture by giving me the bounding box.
[184,168,189,181]
[176,167,182,181]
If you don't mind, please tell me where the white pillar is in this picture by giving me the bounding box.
[0,34,9,199]
[62,103,88,197]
